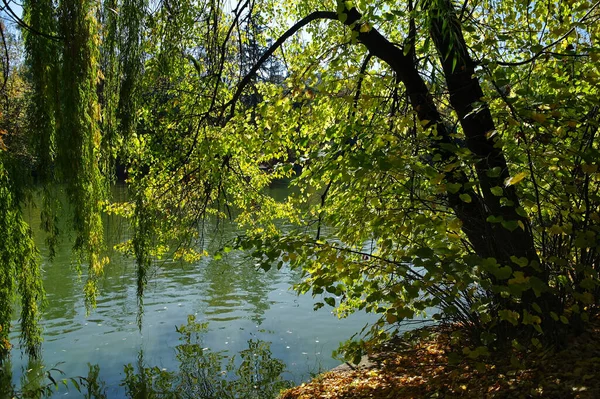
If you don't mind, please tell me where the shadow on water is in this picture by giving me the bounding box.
[1,316,293,399]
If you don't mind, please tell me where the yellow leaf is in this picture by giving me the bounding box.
[509,271,529,285]
[360,23,371,32]
[531,113,546,124]
[548,225,563,235]
[431,173,445,185]
[448,218,462,231]
[582,164,598,174]
[504,172,527,187]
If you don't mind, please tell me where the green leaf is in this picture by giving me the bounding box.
[490,186,503,196]
[459,193,472,203]
[529,277,548,297]
[499,309,519,326]
[515,207,528,217]
[501,220,519,232]
[486,167,502,177]
[486,215,503,223]
[510,256,528,267]
[447,183,462,193]
[494,265,513,280]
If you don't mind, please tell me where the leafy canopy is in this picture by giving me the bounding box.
[0,0,599,362]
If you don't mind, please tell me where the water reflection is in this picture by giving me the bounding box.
[121,316,293,399]
[202,258,280,325]
[0,361,14,397]
[8,184,377,396]
[2,317,293,399]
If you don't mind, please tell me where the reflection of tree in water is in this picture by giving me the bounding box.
[202,256,281,325]
[0,358,64,398]
[0,360,14,397]
[122,315,293,398]
[2,316,292,398]
[200,213,286,325]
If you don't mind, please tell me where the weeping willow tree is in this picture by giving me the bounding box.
[0,0,110,361]
[0,162,44,360]
[117,0,294,314]
[0,17,44,360]
[99,0,121,178]
[0,2,53,361]
[56,0,108,305]
[23,0,60,259]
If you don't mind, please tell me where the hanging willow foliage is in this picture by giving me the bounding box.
[0,161,44,361]
[23,0,61,258]
[118,0,146,139]
[57,0,107,309]
[100,0,121,181]
[23,0,58,180]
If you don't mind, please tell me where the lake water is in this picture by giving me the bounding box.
[6,185,378,398]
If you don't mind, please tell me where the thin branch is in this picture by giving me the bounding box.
[349,52,373,119]
[0,21,8,93]
[494,0,600,67]
[1,0,64,41]
[183,0,250,162]
[407,0,417,59]
[315,181,332,241]
[458,0,469,21]
[222,10,337,121]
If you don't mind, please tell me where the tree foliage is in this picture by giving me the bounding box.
[1,0,599,364]
[0,22,44,360]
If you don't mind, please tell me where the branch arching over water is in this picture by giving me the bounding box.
[223,10,337,121]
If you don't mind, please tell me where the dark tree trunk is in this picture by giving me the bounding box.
[342,8,492,257]
[428,1,540,266]
[339,5,561,328]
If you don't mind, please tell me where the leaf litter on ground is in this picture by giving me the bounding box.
[280,314,600,398]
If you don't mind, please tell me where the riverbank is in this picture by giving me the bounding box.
[279,317,600,398]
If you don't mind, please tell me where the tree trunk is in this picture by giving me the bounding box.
[340,5,561,330]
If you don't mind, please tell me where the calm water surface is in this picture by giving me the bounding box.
[8,185,378,397]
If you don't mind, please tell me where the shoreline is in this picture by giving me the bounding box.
[279,318,600,398]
